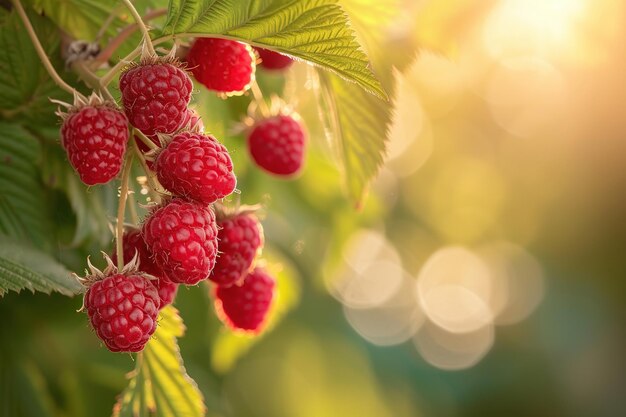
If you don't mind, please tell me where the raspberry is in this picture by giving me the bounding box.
[135,108,204,153]
[119,61,193,137]
[154,132,237,204]
[186,38,255,95]
[210,212,263,286]
[214,267,276,333]
[153,278,179,307]
[111,229,179,307]
[142,199,219,285]
[60,105,128,185]
[84,272,160,352]
[247,114,306,176]
[256,48,293,71]
[155,132,236,204]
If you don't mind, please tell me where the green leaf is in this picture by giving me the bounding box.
[40,142,113,246]
[113,306,206,417]
[211,249,301,373]
[0,235,81,297]
[0,8,69,124]
[162,0,387,99]
[29,0,121,41]
[0,122,52,247]
[317,71,391,207]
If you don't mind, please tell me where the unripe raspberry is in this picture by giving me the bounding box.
[60,104,128,185]
[248,114,306,176]
[214,268,276,333]
[111,229,179,307]
[210,212,263,286]
[186,38,255,95]
[256,48,293,71]
[83,267,160,352]
[142,199,218,285]
[155,132,236,204]
[119,61,193,136]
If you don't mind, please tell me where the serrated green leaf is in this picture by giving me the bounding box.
[0,235,81,297]
[0,122,52,247]
[161,0,387,99]
[211,249,301,373]
[0,8,70,124]
[317,71,391,207]
[113,306,205,417]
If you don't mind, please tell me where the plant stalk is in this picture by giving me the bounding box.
[116,151,134,269]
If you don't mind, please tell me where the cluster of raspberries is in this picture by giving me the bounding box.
[61,39,302,353]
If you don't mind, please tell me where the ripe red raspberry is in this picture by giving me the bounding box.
[186,38,255,95]
[155,132,236,204]
[210,212,263,286]
[214,267,276,333]
[248,114,306,176]
[60,105,128,185]
[142,199,218,285]
[111,229,179,307]
[84,272,160,352]
[119,61,193,136]
[135,108,204,153]
[256,48,293,71]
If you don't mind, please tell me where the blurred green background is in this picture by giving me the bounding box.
[2,0,626,416]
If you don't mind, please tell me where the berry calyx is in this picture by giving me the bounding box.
[59,96,129,186]
[142,199,219,285]
[214,267,276,333]
[247,114,306,176]
[81,255,160,352]
[155,132,236,204]
[111,229,179,308]
[119,60,193,137]
[256,48,293,71]
[186,38,256,96]
[210,209,264,286]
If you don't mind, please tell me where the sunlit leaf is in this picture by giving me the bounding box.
[29,0,122,41]
[162,0,387,99]
[0,236,81,297]
[317,71,391,207]
[211,249,301,374]
[113,306,205,417]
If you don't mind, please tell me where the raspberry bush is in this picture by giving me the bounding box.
[0,1,390,416]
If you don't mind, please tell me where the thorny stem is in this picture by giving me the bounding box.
[116,151,134,269]
[120,0,155,55]
[250,81,271,118]
[11,0,82,98]
[93,8,167,66]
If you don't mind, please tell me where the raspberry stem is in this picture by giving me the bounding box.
[116,151,134,269]
[131,138,162,203]
[71,60,116,102]
[250,81,271,118]
[120,0,155,55]
[135,130,160,151]
[11,0,83,98]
